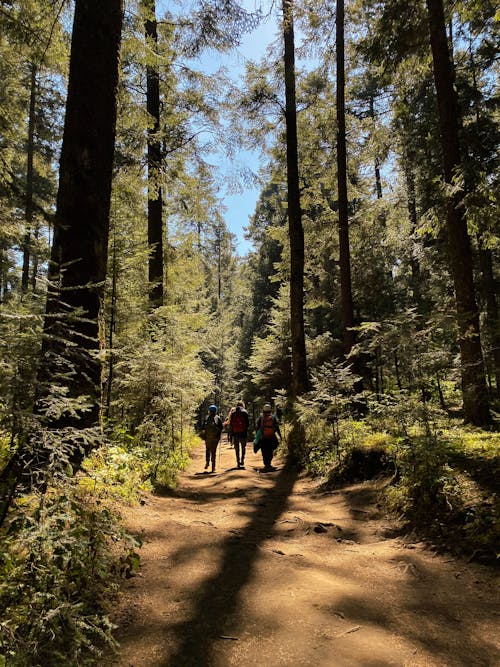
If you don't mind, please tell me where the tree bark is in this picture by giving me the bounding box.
[368,93,383,201]
[426,0,490,425]
[38,0,123,450]
[21,63,37,294]
[405,166,422,306]
[105,228,118,418]
[467,43,500,397]
[336,0,355,358]
[144,0,164,308]
[477,242,500,397]
[282,0,308,397]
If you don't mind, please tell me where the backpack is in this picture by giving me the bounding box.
[205,414,219,438]
[261,413,275,439]
[232,410,246,434]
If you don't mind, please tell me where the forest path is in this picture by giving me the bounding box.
[110,440,499,667]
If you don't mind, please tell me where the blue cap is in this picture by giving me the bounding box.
[208,405,217,412]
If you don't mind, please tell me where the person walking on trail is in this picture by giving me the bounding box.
[229,400,249,469]
[202,405,223,473]
[223,406,235,445]
[254,403,281,472]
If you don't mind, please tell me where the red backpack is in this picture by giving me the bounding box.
[232,410,246,434]
[261,413,275,438]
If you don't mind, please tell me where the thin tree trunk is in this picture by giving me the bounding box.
[394,351,402,391]
[0,244,5,304]
[477,242,500,397]
[368,94,383,201]
[405,166,422,306]
[31,223,39,291]
[436,372,446,410]
[336,0,355,358]
[216,226,222,300]
[282,0,308,397]
[426,0,490,425]
[144,0,164,308]
[105,229,118,417]
[374,349,380,400]
[21,63,37,294]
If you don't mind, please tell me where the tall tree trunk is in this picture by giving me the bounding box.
[477,243,500,397]
[467,42,500,397]
[143,0,164,308]
[368,93,383,201]
[38,0,123,453]
[21,63,37,294]
[336,0,355,358]
[405,166,421,306]
[426,0,490,425]
[31,223,39,291]
[0,243,5,304]
[105,228,118,418]
[282,0,308,398]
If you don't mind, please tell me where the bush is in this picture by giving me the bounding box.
[0,479,140,665]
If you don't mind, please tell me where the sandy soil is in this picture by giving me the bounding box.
[109,439,499,667]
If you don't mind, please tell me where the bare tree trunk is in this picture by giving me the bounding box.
[21,63,37,294]
[394,351,402,391]
[282,0,308,397]
[336,0,355,359]
[0,245,5,304]
[143,0,164,308]
[1,0,123,514]
[477,242,500,397]
[38,0,123,450]
[467,43,500,397]
[368,93,383,201]
[405,166,422,306]
[31,223,39,291]
[426,0,490,425]
[105,229,118,417]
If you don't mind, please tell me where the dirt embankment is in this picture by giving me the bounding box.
[110,440,499,667]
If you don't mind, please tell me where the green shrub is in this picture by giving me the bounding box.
[0,482,140,666]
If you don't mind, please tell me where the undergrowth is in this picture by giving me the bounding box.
[298,390,499,563]
[0,480,140,666]
[0,422,196,665]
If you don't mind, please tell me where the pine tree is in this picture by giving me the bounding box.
[282,0,308,397]
[37,0,124,461]
[425,0,490,425]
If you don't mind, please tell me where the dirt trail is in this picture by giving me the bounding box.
[110,440,499,667]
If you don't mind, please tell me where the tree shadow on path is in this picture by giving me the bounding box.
[162,464,299,667]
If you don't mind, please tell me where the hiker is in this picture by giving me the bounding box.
[202,405,223,473]
[254,403,281,472]
[223,406,235,445]
[229,400,249,468]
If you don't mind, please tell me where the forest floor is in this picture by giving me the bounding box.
[109,440,499,667]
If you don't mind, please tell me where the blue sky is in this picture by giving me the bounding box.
[159,0,280,254]
[192,5,279,255]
